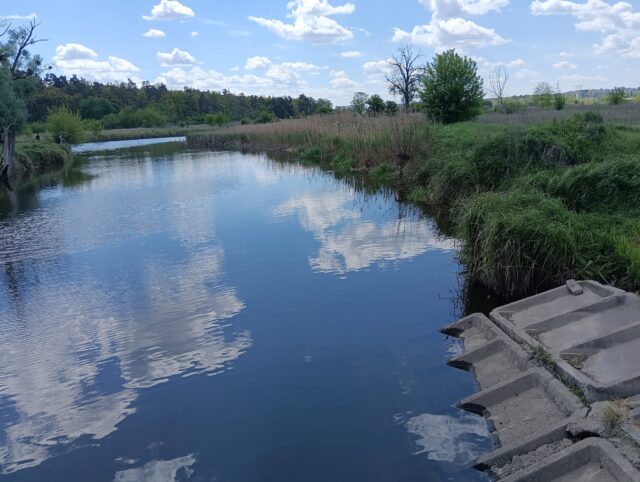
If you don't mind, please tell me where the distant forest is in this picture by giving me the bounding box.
[27,74,335,128]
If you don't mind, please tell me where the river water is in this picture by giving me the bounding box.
[0,140,492,481]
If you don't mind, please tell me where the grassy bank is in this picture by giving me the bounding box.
[84,124,224,143]
[1,141,73,200]
[187,111,640,297]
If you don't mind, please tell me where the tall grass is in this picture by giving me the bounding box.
[186,110,640,297]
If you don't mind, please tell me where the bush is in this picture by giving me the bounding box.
[420,49,484,123]
[205,112,229,127]
[47,106,85,144]
[385,101,398,115]
[83,119,103,136]
[607,87,626,105]
[554,92,566,111]
[366,94,386,115]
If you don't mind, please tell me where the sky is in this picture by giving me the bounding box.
[2,0,640,105]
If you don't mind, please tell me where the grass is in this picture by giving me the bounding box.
[0,141,73,200]
[603,399,630,434]
[81,124,223,143]
[185,108,640,298]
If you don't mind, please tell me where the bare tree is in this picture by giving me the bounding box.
[386,44,424,112]
[488,66,509,111]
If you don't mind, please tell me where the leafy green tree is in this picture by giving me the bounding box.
[607,87,626,105]
[47,106,85,144]
[533,82,553,108]
[83,118,103,136]
[385,100,398,115]
[420,49,484,123]
[351,92,368,115]
[80,96,117,119]
[0,20,46,187]
[553,91,566,110]
[366,94,386,115]
[315,98,333,114]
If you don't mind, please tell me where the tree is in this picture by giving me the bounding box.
[488,66,509,112]
[385,100,398,115]
[607,87,626,105]
[0,69,26,189]
[553,84,566,111]
[315,98,333,114]
[0,20,46,189]
[366,94,385,115]
[47,106,85,144]
[532,82,553,108]
[420,49,484,124]
[351,92,368,115]
[386,44,423,111]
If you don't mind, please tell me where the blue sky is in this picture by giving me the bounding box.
[2,0,640,104]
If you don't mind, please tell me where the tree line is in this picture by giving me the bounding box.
[28,74,334,129]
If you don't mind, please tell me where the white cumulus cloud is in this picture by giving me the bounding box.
[143,0,195,21]
[245,56,273,70]
[53,43,140,83]
[530,0,640,59]
[340,50,363,58]
[393,0,508,49]
[143,29,166,38]
[157,48,198,67]
[249,0,356,44]
[553,60,577,69]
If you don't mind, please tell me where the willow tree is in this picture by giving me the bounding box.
[0,20,46,190]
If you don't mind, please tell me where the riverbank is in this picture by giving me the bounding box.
[84,124,223,143]
[187,112,640,297]
[1,141,73,200]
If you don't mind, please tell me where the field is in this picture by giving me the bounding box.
[187,107,640,297]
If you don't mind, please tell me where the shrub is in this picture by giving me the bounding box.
[366,94,386,115]
[420,49,484,124]
[607,87,626,105]
[83,118,103,136]
[385,101,398,115]
[47,106,85,144]
[554,92,566,110]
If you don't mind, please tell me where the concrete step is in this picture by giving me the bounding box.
[498,438,640,482]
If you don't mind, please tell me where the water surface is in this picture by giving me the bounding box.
[0,143,491,481]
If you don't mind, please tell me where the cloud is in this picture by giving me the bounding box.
[552,60,577,69]
[245,56,273,70]
[157,48,198,67]
[340,50,363,58]
[530,0,640,58]
[54,43,98,61]
[143,0,194,21]
[393,0,508,49]
[362,59,393,75]
[559,50,576,57]
[143,28,166,38]
[191,31,199,37]
[249,0,356,44]
[53,43,140,83]
[513,67,539,79]
[0,13,37,20]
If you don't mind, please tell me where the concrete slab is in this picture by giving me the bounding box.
[458,369,582,448]
[490,282,640,401]
[448,339,527,390]
[441,313,501,353]
[491,280,622,332]
[499,438,640,482]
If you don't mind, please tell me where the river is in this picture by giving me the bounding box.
[0,139,492,481]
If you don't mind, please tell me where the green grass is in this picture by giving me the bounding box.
[186,110,640,297]
[0,141,73,200]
